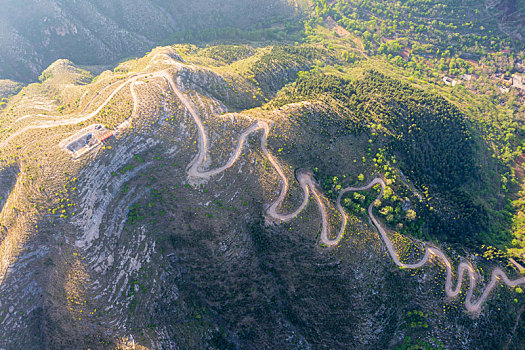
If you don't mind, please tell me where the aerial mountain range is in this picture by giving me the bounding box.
[0,0,524,349]
[0,0,306,82]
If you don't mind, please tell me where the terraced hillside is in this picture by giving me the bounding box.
[0,44,523,349]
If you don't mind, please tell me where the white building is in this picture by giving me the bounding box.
[512,75,525,90]
[443,76,458,86]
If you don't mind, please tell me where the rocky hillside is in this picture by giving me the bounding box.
[488,0,525,40]
[0,80,22,103]
[0,44,523,349]
[0,0,308,82]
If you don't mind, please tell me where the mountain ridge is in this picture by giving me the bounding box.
[0,0,307,82]
[0,44,523,349]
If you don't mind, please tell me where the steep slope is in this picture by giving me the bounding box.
[0,80,22,100]
[0,0,308,82]
[0,45,523,349]
[489,0,525,40]
[268,72,500,245]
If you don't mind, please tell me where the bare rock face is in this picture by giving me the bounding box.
[0,0,301,82]
[0,165,18,214]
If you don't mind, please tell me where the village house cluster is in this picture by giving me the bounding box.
[442,58,525,97]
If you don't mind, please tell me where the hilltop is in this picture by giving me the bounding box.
[0,42,522,348]
[0,1,525,349]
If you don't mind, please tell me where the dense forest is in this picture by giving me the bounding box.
[271,70,507,245]
[295,0,525,264]
[310,0,524,55]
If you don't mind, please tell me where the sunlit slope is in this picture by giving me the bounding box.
[0,45,523,349]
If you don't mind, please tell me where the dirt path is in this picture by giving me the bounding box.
[0,73,151,149]
[1,50,523,314]
[165,59,525,313]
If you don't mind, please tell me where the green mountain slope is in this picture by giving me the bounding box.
[0,43,523,349]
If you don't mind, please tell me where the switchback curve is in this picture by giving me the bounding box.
[166,59,525,314]
[1,51,523,314]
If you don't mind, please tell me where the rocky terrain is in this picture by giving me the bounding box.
[1,1,525,348]
[0,43,523,349]
[0,0,307,82]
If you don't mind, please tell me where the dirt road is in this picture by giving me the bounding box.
[2,50,523,314]
[167,63,525,313]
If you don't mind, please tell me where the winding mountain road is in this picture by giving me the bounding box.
[0,73,150,149]
[162,53,525,314]
[1,50,524,314]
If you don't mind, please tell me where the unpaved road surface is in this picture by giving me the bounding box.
[1,50,524,314]
[169,55,525,313]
